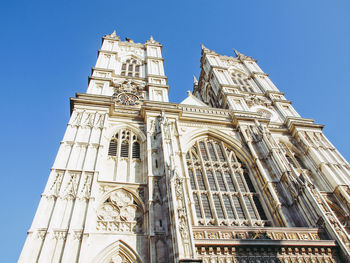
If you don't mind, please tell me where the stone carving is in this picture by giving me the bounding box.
[82,112,95,127]
[196,246,339,263]
[72,230,83,241]
[94,113,105,128]
[53,230,67,240]
[245,95,272,108]
[36,230,47,240]
[113,80,144,106]
[71,111,83,126]
[61,173,80,200]
[97,189,143,233]
[47,171,64,197]
[78,173,93,200]
[173,175,191,257]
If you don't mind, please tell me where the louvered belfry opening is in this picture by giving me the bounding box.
[186,138,268,226]
[107,129,140,160]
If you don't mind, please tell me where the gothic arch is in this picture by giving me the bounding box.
[182,128,253,167]
[98,187,145,212]
[92,239,142,263]
[121,54,143,64]
[105,124,146,143]
[184,135,269,226]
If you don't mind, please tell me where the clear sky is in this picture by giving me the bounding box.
[1,0,350,261]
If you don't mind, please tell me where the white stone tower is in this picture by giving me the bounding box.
[19,31,350,263]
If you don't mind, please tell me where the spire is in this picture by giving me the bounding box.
[111,30,117,37]
[193,75,198,85]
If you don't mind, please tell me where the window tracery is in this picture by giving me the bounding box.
[121,59,141,77]
[186,138,267,227]
[231,71,254,93]
[108,129,141,160]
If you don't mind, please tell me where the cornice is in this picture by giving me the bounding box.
[145,83,170,91]
[88,76,114,85]
[273,99,292,105]
[102,36,120,42]
[146,74,168,80]
[285,117,324,136]
[193,239,336,247]
[211,65,228,70]
[70,93,112,114]
[98,49,118,55]
[265,90,285,96]
[145,56,164,61]
[118,41,145,49]
[249,71,269,78]
[91,67,114,74]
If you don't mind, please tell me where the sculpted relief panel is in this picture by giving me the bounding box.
[97,189,144,233]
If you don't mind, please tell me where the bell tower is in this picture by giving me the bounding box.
[19,31,174,263]
[87,30,169,102]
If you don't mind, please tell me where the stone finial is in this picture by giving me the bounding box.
[105,30,120,40]
[145,35,160,45]
[187,90,192,96]
[193,75,198,85]
[234,49,254,61]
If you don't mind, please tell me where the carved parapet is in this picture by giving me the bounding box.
[196,245,339,263]
[192,226,326,243]
[193,226,340,262]
[96,220,142,233]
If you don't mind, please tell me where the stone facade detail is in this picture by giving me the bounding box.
[19,31,350,263]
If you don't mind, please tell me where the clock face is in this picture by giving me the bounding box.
[116,93,139,106]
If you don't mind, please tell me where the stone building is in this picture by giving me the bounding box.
[19,30,350,262]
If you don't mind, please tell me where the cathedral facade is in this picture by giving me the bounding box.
[19,31,350,263]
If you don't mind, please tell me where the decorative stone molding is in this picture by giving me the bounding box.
[192,227,324,241]
[72,230,83,241]
[36,229,47,240]
[196,246,339,263]
[53,230,67,240]
[113,80,144,106]
[96,188,143,233]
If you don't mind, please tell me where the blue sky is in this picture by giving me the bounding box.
[1,0,350,261]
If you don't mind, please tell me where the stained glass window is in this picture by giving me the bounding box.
[186,138,268,226]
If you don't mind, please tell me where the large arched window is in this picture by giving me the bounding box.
[186,138,267,226]
[121,59,141,77]
[108,129,140,160]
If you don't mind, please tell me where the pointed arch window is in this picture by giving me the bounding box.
[107,129,141,160]
[121,59,141,77]
[186,138,268,226]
